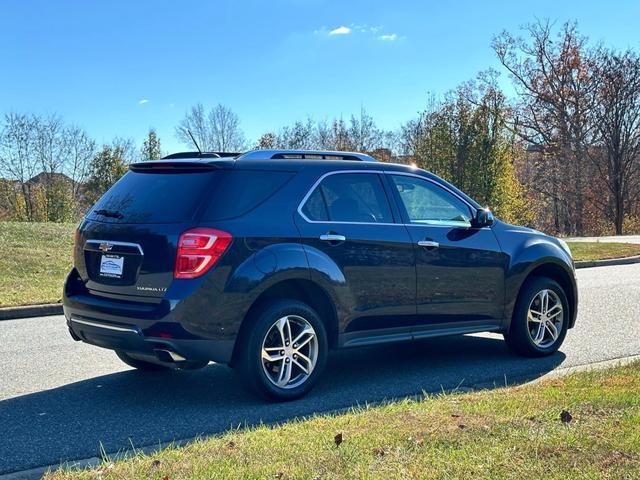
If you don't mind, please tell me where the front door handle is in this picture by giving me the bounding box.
[417,240,439,249]
[320,234,347,242]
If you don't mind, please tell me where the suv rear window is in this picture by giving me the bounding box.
[88,171,218,224]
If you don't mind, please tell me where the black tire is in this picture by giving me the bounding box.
[115,350,171,371]
[235,300,328,401]
[504,276,569,357]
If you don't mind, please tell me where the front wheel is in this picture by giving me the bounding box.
[236,300,328,401]
[504,276,569,357]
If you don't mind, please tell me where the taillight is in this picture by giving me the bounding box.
[174,228,232,279]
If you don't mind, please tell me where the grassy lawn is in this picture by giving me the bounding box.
[0,222,75,307]
[567,241,640,262]
[46,362,640,480]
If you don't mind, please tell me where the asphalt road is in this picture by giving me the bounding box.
[1,264,639,475]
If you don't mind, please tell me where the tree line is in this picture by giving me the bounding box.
[1,20,639,235]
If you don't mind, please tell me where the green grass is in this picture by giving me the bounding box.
[567,241,640,262]
[0,221,75,307]
[46,362,640,480]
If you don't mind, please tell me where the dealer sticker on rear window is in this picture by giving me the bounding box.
[100,254,124,278]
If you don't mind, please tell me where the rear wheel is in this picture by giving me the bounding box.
[236,300,328,401]
[504,276,569,357]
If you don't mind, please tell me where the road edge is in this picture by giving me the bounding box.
[574,254,640,269]
[3,353,638,480]
[0,304,62,321]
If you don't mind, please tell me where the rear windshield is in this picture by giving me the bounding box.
[88,171,218,224]
[88,169,294,224]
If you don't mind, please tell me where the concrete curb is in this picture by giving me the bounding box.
[2,354,638,480]
[574,254,640,269]
[0,304,62,321]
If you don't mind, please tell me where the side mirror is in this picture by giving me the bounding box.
[472,208,494,228]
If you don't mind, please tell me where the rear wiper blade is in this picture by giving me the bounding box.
[94,209,124,219]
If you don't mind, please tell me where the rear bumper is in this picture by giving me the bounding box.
[66,313,233,364]
[63,271,234,364]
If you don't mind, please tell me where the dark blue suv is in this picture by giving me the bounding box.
[63,149,578,400]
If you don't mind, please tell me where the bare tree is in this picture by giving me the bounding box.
[590,50,640,234]
[348,108,382,151]
[0,113,39,220]
[493,20,599,235]
[176,103,246,152]
[63,125,95,214]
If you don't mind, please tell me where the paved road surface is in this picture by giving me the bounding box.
[1,264,639,475]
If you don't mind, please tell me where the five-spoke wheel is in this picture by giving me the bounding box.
[261,315,319,389]
[236,300,327,401]
[505,276,569,357]
[527,289,564,348]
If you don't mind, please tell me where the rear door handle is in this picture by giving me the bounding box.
[417,240,439,249]
[320,234,346,242]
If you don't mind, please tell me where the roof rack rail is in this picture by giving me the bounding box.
[237,149,377,162]
[161,151,240,160]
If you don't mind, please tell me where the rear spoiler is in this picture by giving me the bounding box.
[129,160,230,172]
[161,151,240,159]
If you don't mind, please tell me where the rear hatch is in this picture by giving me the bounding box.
[76,162,224,299]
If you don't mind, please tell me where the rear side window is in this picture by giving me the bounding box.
[88,171,218,224]
[202,170,294,221]
[301,173,393,223]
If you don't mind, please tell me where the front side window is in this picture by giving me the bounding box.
[301,173,393,223]
[390,175,472,227]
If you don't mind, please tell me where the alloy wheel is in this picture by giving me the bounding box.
[527,289,564,348]
[261,315,319,389]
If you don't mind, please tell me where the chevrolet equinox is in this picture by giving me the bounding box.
[63,149,578,400]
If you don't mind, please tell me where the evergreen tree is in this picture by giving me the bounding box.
[85,144,129,204]
[141,129,161,160]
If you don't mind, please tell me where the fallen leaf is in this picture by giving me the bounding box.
[334,432,343,447]
[162,476,169,480]
[560,410,573,423]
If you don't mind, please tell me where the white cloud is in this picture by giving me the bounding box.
[329,26,351,36]
[138,99,149,105]
[378,33,398,41]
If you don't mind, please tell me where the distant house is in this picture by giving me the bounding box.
[25,172,74,187]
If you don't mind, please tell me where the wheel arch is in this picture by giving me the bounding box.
[230,278,338,366]
[509,260,577,331]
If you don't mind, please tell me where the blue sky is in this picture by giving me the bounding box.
[1,0,639,153]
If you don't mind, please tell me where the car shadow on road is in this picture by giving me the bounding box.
[0,334,566,474]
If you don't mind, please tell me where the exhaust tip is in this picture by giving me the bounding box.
[153,349,187,363]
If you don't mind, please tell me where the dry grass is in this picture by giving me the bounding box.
[45,362,640,480]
